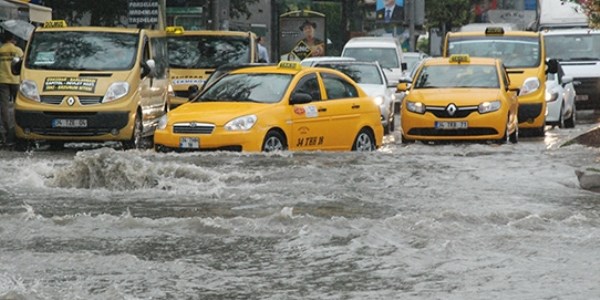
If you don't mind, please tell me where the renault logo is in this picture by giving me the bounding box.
[446,104,457,116]
[67,97,75,106]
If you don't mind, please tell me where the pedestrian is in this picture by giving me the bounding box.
[0,31,23,146]
[257,35,270,63]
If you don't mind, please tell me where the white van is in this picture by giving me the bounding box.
[341,36,406,86]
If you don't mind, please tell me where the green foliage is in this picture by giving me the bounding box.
[230,0,261,19]
[425,0,474,31]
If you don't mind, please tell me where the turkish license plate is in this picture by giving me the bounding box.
[435,121,468,130]
[52,118,87,128]
[575,94,589,101]
[179,137,199,149]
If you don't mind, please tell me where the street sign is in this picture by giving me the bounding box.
[128,0,159,27]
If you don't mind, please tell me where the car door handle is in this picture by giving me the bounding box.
[352,104,360,109]
[318,107,327,112]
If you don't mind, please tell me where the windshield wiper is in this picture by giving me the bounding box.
[569,57,600,61]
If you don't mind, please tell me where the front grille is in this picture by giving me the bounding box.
[173,123,215,134]
[79,96,103,105]
[517,103,543,122]
[408,127,498,136]
[426,105,478,118]
[40,95,64,105]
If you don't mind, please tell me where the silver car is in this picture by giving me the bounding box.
[304,59,397,134]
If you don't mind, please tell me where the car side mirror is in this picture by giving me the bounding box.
[546,58,558,74]
[508,83,520,96]
[141,59,156,78]
[401,62,407,71]
[188,85,200,100]
[290,92,312,104]
[396,82,409,92]
[11,57,21,76]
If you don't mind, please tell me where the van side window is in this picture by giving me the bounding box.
[321,73,358,99]
[151,36,168,79]
[293,74,321,101]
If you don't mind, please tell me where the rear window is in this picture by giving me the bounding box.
[342,47,399,69]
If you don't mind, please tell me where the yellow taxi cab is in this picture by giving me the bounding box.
[398,54,519,144]
[444,27,558,136]
[154,61,384,152]
[13,20,169,149]
[166,26,258,108]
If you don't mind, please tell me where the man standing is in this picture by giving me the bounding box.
[257,36,270,63]
[376,0,404,23]
[0,32,23,146]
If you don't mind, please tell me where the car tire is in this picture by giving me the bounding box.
[495,124,509,145]
[509,124,518,144]
[564,104,576,128]
[401,133,414,144]
[352,128,375,151]
[122,112,144,150]
[558,103,565,129]
[14,138,32,151]
[47,141,65,150]
[262,130,287,152]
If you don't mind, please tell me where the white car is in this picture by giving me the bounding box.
[546,63,577,128]
[402,51,428,77]
[305,59,397,134]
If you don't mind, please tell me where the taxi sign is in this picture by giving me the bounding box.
[449,54,470,64]
[166,26,185,34]
[43,20,67,28]
[485,27,505,35]
[278,61,302,70]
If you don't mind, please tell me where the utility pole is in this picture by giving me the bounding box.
[212,0,230,30]
[408,0,415,52]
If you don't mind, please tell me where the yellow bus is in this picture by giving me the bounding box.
[444,27,557,136]
[13,21,169,149]
[166,27,259,108]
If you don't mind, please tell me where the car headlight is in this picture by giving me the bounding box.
[478,100,501,114]
[19,80,40,102]
[373,95,384,106]
[157,114,168,130]
[545,89,559,102]
[406,101,425,114]
[102,82,129,103]
[225,115,257,131]
[167,84,175,97]
[519,77,540,96]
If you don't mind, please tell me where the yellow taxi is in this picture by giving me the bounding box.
[444,27,557,136]
[398,54,519,144]
[166,26,258,109]
[154,61,384,152]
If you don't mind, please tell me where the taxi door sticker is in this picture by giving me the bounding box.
[304,105,318,118]
[43,77,97,93]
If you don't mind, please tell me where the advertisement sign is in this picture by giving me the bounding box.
[375,0,404,24]
[279,13,326,62]
[128,0,159,27]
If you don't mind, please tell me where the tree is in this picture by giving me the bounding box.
[563,0,600,27]
[425,0,474,33]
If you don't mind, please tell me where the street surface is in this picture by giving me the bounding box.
[0,112,599,299]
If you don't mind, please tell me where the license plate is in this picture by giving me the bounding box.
[435,121,468,130]
[179,137,199,149]
[575,94,589,101]
[52,118,87,128]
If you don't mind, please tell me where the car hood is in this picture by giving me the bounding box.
[167,101,271,126]
[358,84,389,97]
[408,88,502,106]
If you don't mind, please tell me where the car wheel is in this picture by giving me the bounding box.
[564,104,576,128]
[352,128,375,151]
[262,130,287,152]
[509,124,518,144]
[389,109,396,133]
[558,103,565,129]
[123,112,144,150]
[495,124,509,145]
[14,138,32,151]
[47,141,65,150]
[401,133,414,144]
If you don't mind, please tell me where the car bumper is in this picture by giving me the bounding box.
[517,92,546,128]
[154,126,265,152]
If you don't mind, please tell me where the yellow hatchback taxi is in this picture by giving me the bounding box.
[154,62,384,152]
[399,55,519,144]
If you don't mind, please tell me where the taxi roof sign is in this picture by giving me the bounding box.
[278,61,302,70]
[43,20,67,28]
[485,27,505,35]
[449,54,470,64]
[166,26,185,34]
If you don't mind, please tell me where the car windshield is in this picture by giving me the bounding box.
[25,31,138,71]
[168,35,251,68]
[404,55,423,73]
[544,34,600,61]
[198,73,292,103]
[447,36,540,68]
[414,65,499,89]
[318,63,383,85]
[343,47,399,69]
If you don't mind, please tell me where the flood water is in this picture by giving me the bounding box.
[1,114,599,299]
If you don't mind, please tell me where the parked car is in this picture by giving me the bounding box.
[303,59,397,134]
[545,62,577,128]
[154,61,384,152]
[398,54,520,144]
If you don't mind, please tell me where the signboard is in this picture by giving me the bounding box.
[375,0,404,24]
[128,0,159,27]
[279,12,326,62]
